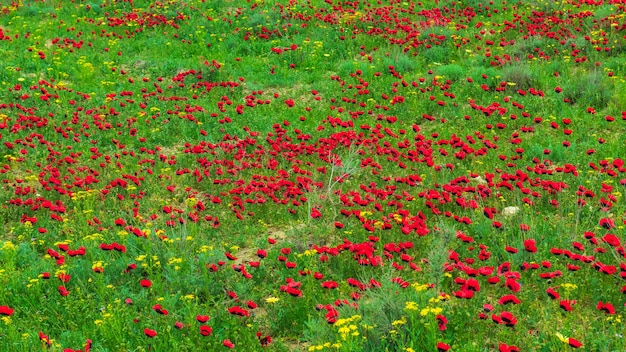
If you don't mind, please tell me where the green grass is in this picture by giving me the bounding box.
[0,0,625,351]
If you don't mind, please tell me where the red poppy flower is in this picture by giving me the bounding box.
[504,278,520,292]
[228,306,250,317]
[596,301,616,314]
[321,281,338,289]
[499,343,520,352]
[124,263,137,273]
[196,315,210,323]
[505,246,518,254]
[227,291,239,300]
[436,314,448,330]
[499,311,518,326]
[199,325,213,336]
[498,295,521,305]
[57,273,71,283]
[257,332,272,346]
[140,279,152,288]
[478,266,494,276]
[523,239,537,253]
[0,306,14,316]
[568,338,583,348]
[559,300,575,311]
[488,276,501,284]
[39,331,51,346]
[546,287,560,300]
[601,234,620,247]
[152,304,168,315]
[223,339,235,348]
[144,328,157,338]
[436,342,451,351]
[174,321,184,329]
[58,286,70,296]
[453,289,474,299]
[369,279,382,288]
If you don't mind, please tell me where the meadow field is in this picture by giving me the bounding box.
[0,0,625,350]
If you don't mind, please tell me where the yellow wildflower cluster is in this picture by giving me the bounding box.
[429,293,449,304]
[335,314,361,327]
[606,315,622,323]
[181,294,195,302]
[420,307,443,317]
[335,315,362,341]
[405,301,419,311]
[392,316,407,326]
[167,257,183,271]
[359,211,373,218]
[561,283,578,291]
[1,241,16,251]
[411,283,430,292]
[308,342,343,351]
[94,304,113,326]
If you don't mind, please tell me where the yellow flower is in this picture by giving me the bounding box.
[392,317,407,326]
[181,294,195,301]
[265,296,280,303]
[555,332,568,343]
[431,307,443,315]
[428,297,441,304]
[405,301,418,311]
[1,241,16,251]
[561,283,578,291]
[412,283,430,292]
[338,327,351,334]
[335,318,349,327]
[167,257,183,265]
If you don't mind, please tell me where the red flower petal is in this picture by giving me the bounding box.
[144,328,157,338]
[0,306,14,316]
